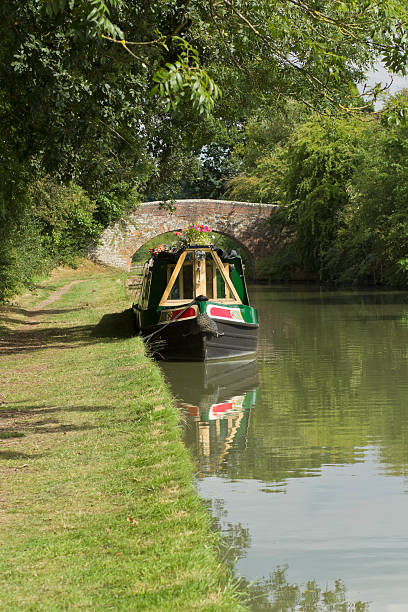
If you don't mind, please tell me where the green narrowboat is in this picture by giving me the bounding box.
[132,244,259,361]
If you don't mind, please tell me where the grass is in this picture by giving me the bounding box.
[0,262,246,611]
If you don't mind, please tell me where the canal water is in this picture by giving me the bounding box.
[159,285,408,611]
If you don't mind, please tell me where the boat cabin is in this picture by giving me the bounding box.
[137,246,250,310]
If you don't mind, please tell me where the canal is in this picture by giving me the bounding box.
[160,284,408,610]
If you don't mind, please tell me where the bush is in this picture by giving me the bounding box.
[0,207,51,300]
[0,178,102,300]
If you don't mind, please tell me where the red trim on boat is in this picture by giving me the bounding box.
[159,306,197,324]
[208,305,243,322]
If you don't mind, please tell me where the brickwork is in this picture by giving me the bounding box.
[88,199,278,271]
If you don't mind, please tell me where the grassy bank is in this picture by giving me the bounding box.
[0,262,246,611]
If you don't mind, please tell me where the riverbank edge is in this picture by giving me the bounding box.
[0,262,248,611]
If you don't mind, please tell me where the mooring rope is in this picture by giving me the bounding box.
[142,296,206,343]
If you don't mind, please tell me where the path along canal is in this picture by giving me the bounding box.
[160,284,408,610]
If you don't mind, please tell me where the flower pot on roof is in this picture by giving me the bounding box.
[174,224,213,246]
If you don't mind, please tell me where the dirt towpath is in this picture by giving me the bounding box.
[0,280,85,357]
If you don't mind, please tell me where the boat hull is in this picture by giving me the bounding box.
[140,316,258,361]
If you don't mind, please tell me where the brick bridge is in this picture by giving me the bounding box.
[89,199,278,271]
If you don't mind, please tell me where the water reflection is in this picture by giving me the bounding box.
[207,495,370,610]
[160,359,258,475]
[244,566,369,611]
[160,285,408,610]
[249,285,408,488]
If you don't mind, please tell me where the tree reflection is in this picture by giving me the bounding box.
[209,499,369,611]
[244,566,369,611]
[218,286,408,487]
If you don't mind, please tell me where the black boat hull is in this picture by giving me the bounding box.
[142,317,258,361]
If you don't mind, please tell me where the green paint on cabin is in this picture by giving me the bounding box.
[134,245,258,331]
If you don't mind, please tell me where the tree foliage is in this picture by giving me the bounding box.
[226,105,408,287]
[151,38,221,115]
[57,0,408,116]
[2,1,408,297]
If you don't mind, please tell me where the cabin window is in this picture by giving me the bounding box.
[205,254,232,299]
[160,248,241,306]
[167,263,193,300]
[205,256,214,299]
[139,269,152,309]
[216,268,226,299]
[167,259,232,301]
[204,254,229,299]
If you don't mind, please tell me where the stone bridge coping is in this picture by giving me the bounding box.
[141,199,276,209]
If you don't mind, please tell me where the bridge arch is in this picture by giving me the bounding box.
[132,227,255,278]
[89,199,278,271]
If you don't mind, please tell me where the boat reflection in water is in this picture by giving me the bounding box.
[159,358,258,474]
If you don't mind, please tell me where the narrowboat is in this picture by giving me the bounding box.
[132,244,259,361]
